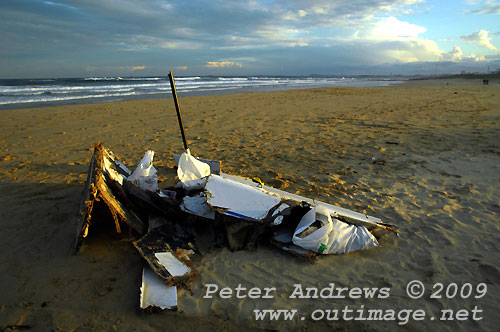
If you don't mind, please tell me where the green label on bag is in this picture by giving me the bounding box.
[318,243,327,253]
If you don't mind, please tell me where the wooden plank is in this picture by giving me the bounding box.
[74,143,147,253]
[74,148,97,253]
[95,175,145,234]
[133,221,196,288]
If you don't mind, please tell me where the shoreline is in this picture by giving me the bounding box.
[1,81,499,331]
[2,77,496,112]
[0,79,404,111]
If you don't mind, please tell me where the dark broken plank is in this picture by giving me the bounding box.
[95,174,145,234]
[74,143,146,253]
[133,221,197,289]
[121,180,181,221]
[74,147,97,253]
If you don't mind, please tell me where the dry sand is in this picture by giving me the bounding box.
[0,79,499,331]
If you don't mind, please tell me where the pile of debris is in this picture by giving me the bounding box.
[75,143,397,310]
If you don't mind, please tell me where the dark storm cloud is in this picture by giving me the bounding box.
[0,0,496,77]
[0,0,423,54]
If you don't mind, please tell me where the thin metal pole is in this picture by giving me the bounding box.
[168,71,189,151]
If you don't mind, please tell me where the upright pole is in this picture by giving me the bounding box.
[168,71,189,152]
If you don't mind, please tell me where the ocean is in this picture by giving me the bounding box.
[0,76,402,109]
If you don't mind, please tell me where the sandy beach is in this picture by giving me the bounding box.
[0,79,499,331]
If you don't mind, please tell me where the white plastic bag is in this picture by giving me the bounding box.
[292,206,378,254]
[324,218,379,254]
[127,150,158,191]
[177,150,210,190]
[292,207,332,252]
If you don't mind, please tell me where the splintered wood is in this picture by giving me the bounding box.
[74,143,145,253]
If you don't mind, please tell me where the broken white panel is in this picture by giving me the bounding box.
[218,173,386,229]
[155,252,191,277]
[177,151,211,190]
[205,174,282,221]
[292,206,378,254]
[140,267,177,310]
[181,193,215,220]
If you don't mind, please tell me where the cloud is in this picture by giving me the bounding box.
[387,40,443,62]
[347,16,491,64]
[485,53,500,60]
[43,1,78,11]
[277,0,426,28]
[117,35,202,51]
[460,30,498,50]
[466,0,500,14]
[0,0,430,58]
[443,46,464,61]
[255,26,310,47]
[347,16,442,63]
[364,16,426,41]
[205,61,243,68]
[130,66,145,70]
[0,0,497,78]
[174,65,187,70]
[442,46,486,61]
[57,0,429,51]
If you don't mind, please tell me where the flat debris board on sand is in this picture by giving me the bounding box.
[74,143,397,310]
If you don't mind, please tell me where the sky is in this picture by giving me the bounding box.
[0,0,499,78]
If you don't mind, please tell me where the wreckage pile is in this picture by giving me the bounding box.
[75,143,397,310]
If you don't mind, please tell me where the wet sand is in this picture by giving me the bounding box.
[0,79,499,331]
